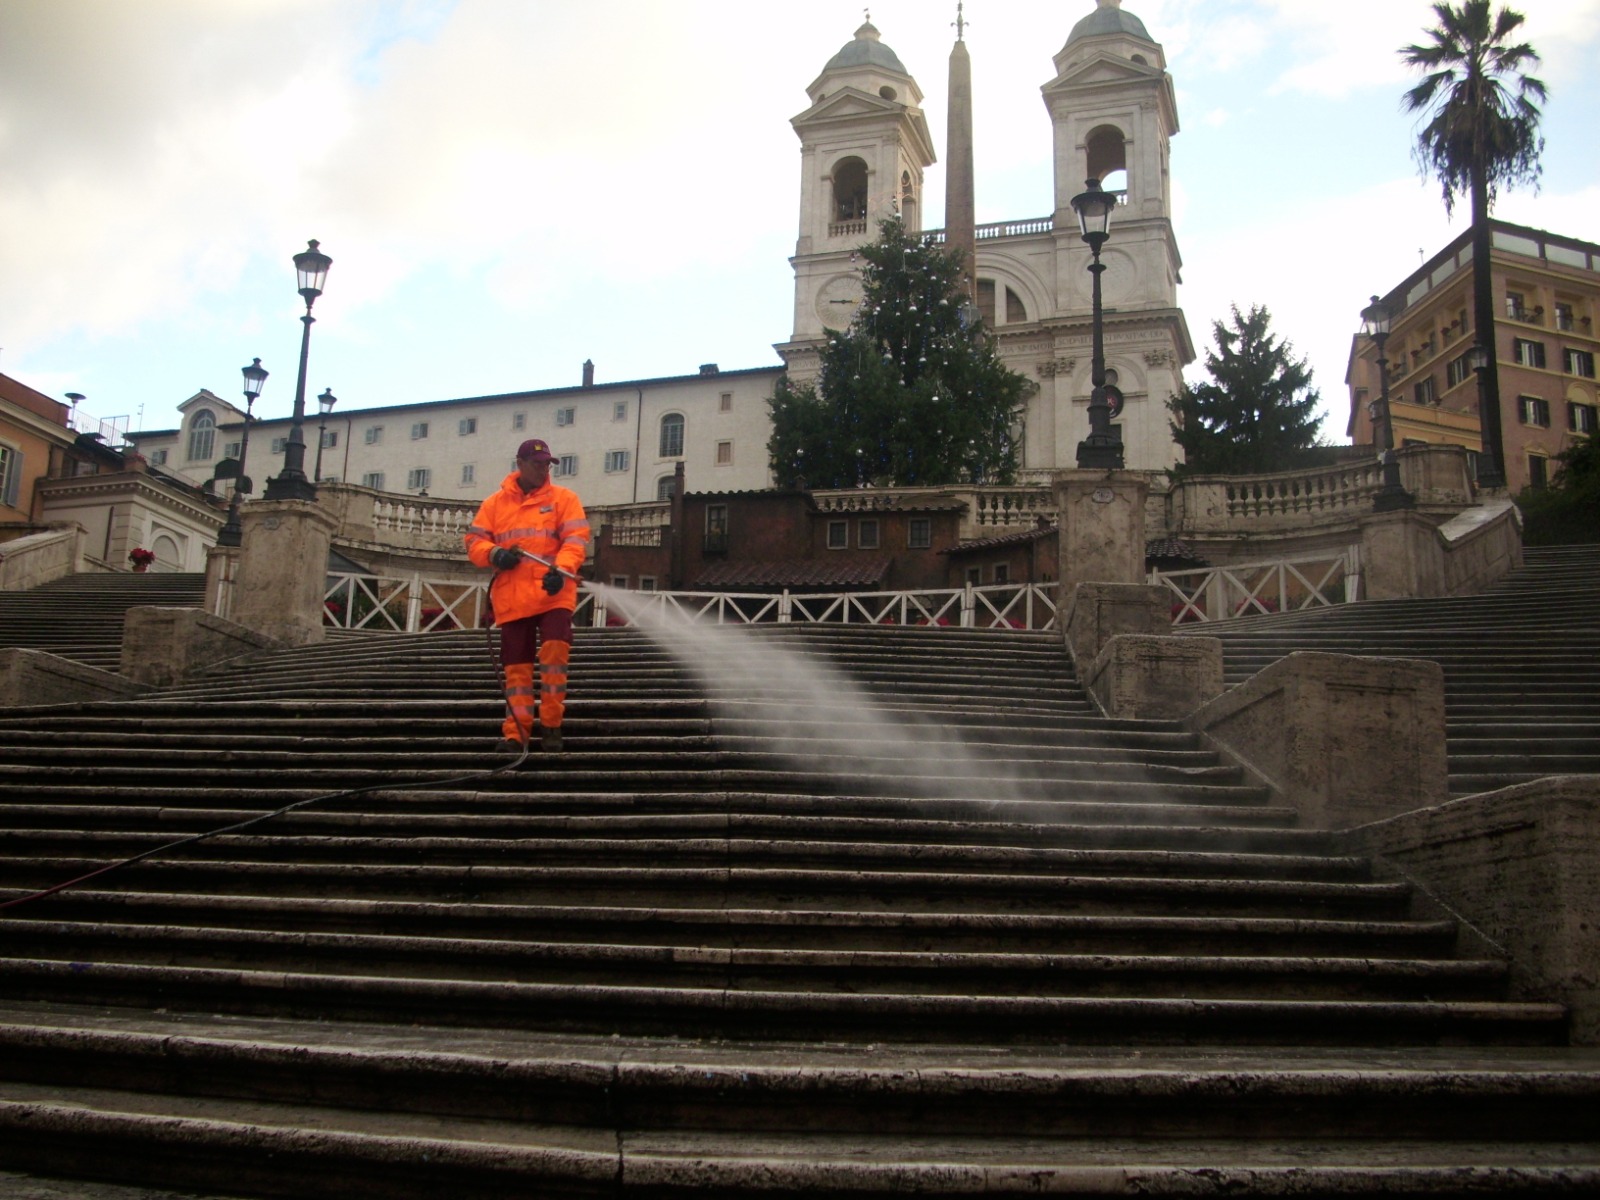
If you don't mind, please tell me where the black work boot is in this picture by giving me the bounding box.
[540,724,563,753]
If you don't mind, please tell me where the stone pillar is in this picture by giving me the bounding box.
[1054,470,1150,597]
[1086,633,1224,720]
[1358,509,1438,600]
[231,501,337,646]
[1189,651,1449,830]
[1063,581,1168,672]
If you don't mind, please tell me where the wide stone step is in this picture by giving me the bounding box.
[0,857,1415,918]
[0,920,1507,1002]
[0,827,1366,881]
[6,1012,1591,1141]
[4,1081,1594,1200]
[0,785,1297,826]
[0,959,1563,1044]
[9,891,1451,956]
[0,803,1322,852]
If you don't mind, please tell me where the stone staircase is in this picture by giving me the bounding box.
[0,614,1595,1195]
[1180,544,1600,796]
[0,571,208,673]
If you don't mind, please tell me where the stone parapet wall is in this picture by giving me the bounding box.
[0,525,84,592]
[0,647,149,707]
[1345,776,1600,1045]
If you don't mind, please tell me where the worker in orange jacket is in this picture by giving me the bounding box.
[464,438,590,752]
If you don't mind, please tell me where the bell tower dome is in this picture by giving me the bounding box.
[777,21,936,382]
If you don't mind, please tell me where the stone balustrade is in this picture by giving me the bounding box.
[1164,444,1476,536]
[600,502,671,548]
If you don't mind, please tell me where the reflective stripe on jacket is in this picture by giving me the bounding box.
[464,472,590,623]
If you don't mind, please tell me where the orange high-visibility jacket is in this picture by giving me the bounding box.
[464,472,591,623]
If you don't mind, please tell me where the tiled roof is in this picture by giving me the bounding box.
[945,525,1056,555]
[1145,538,1204,562]
[693,556,891,589]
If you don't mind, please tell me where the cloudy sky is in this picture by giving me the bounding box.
[3,0,1597,444]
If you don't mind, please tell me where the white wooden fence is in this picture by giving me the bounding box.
[1150,548,1360,624]
[322,549,1358,635]
[322,573,1062,633]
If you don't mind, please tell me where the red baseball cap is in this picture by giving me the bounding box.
[516,438,556,463]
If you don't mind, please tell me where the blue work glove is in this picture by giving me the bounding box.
[490,547,522,570]
[542,569,566,596]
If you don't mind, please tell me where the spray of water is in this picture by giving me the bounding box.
[584,581,1041,808]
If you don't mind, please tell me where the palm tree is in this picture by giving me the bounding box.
[1400,0,1546,489]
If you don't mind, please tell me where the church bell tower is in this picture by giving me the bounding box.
[777,21,936,383]
[1036,0,1192,472]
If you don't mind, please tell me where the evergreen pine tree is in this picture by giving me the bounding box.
[1167,305,1325,476]
[768,217,1032,489]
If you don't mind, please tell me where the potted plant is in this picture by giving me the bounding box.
[128,547,156,573]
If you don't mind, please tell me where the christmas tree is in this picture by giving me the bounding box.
[769,217,1032,489]
[1167,304,1326,477]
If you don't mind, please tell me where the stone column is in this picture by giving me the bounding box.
[1054,470,1150,597]
[231,501,337,645]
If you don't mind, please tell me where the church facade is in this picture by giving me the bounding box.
[777,0,1192,477]
[133,1,1190,502]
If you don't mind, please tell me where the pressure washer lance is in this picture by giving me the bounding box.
[510,547,586,584]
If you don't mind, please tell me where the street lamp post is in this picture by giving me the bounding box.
[1359,295,1414,512]
[1465,342,1503,489]
[216,358,269,547]
[313,388,338,481]
[264,239,332,502]
[1070,177,1123,470]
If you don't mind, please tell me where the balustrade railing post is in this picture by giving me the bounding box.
[779,589,792,623]
[961,583,975,628]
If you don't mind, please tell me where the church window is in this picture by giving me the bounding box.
[1007,287,1028,324]
[659,413,685,458]
[878,85,897,100]
[832,157,869,223]
[186,411,216,461]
